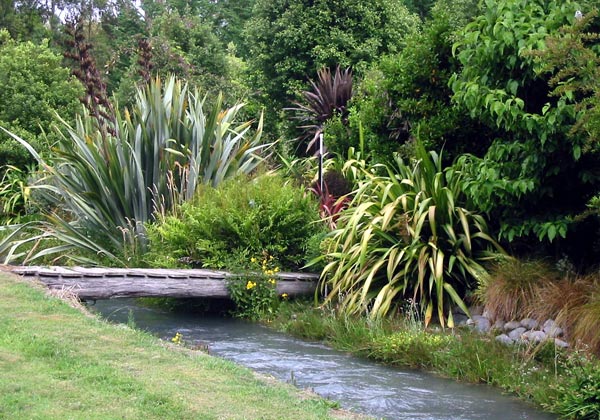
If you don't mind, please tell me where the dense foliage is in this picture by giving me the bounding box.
[341,0,489,163]
[145,173,325,271]
[2,76,268,264]
[450,0,600,261]
[0,30,82,170]
[244,0,420,113]
[320,142,501,326]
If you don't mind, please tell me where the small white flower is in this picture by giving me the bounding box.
[575,10,583,20]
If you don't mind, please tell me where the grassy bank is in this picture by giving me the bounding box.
[271,300,600,419]
[0,272,362,420]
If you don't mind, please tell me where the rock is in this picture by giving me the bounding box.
[520,318,539,330]
[528,331,547,342]
[493,319,505,331]
[547,326,563,338]
[504,321,522,331]
[508,327,527,341]
[543,320,563,337]
[453,313,469,326]
[495,334,514,345]
[542,319,556,330]
[471,315,491,333]
[554,338,569,348]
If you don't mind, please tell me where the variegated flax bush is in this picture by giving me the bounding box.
[1,76,270,265]
[319,141,503,327]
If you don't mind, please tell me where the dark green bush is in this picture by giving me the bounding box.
[334,0,487,164]
[145,173,326,271]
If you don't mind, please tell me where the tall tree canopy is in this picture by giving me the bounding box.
[244,0,421,111]
[0,30,82,169]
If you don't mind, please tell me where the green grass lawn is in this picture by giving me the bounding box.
[0,271,361,420]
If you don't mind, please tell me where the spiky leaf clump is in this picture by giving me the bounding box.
[2,76,271,265]
[287,66,353,153]
[319,141,502,326]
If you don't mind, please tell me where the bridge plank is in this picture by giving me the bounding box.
[5,266,319,300]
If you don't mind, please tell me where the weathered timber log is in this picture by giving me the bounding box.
[5,266,319,300]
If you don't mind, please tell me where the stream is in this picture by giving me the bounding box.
[90,299,556,420]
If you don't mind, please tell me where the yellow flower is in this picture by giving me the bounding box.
[281,293,289,300]
[274,267,280,273]
[246,281,257,290]
[268,278,276,285]
[251,257,257,263]
[171,332,183,344]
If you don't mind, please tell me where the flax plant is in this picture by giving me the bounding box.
[319,141,502,327]
[1,76,270,265]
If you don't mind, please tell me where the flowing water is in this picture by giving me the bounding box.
[90,299,556,420]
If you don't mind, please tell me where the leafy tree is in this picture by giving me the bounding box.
[450,0,600,264]
[403,0,437,19]
[532,9,600,151]
[190,0,257,53]
[0,0,52,42]
[343,0,488,163]
[97,0,146,94]
[0,30,82,170]
[244,0,421,114]
[150,9,227,80]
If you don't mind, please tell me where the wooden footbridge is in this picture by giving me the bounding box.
[5,266,319,300]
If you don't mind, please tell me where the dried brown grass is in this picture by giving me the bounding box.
[532,274,600,355]
[479,257,559,322]
[530,276,591,323]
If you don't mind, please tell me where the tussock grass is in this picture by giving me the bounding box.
[569,293,600,355]
[478,257,558,322]
[0,272,359,420]
[532,274,600,355]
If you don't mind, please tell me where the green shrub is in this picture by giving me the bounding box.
[145,172,325,271]
[275,301,337,341]
[370,329,454,368]
[227,254,284,320]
